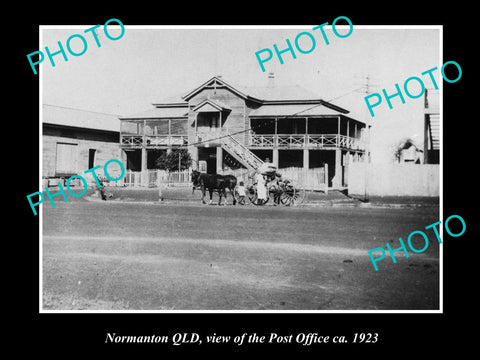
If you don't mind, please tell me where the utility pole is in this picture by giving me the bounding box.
[363,76,371,202]
[353,74,379,203]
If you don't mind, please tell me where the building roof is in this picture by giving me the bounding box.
[152,92,189,107]
[243,85,323,102]
[119,106,189,120]
[181,76,340,105]
[192,98,231,112]
[182,76,251,101]
[43,104,120,132]
[122,76,357,121]
[249,103,347,117]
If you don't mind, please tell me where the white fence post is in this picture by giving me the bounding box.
[156,169,161,188]
[324,163,329,194]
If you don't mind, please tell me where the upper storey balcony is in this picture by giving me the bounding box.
[120,118,188,148]
[248,116,367,152]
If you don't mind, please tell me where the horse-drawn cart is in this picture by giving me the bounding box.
[191,168,306,206]
[235,170,306,206]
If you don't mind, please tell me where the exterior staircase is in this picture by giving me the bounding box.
[428,114,440,151]
[221,135,264,171]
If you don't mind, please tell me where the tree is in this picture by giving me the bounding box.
[154,148,192,171]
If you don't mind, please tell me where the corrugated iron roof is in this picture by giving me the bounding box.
[244,85,322,102]
[43,104,120,132]
[249,103,345,117]
[127,76,358,121]
[119,106,189,120]
[180,76,329,103]
[152,92,188,106]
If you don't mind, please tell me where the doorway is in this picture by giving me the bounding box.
[198,147,217,174]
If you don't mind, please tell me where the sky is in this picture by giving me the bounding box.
[40,25,440,163]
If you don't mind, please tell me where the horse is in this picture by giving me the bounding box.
[191,170,237,205]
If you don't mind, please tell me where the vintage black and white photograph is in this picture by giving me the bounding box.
[38,25,442,312]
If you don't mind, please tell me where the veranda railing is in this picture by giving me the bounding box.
[249,133,365,150]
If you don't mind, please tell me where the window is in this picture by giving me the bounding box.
[209,113,220,129]
[197,113,220,132]
[120,120,143,135]
[55,142,78,175]
[170,119,188,135]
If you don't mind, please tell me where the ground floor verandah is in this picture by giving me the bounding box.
[122,145,367,190]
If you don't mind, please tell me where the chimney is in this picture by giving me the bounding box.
[267,72,275,87]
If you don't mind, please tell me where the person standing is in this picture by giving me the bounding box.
[236,181,246,205]
[255,171,267,205]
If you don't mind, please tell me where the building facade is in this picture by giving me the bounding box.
[119,76,369,189]
[42,104,121,185]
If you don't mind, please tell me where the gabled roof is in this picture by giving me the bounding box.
[180,76,347,110]
[192,98,231,112]
[182,76,251,101]
[126,76,352,120]
[43,104,120,132]
[215,77,322,103]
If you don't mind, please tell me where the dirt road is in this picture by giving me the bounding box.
[42,201,440,311]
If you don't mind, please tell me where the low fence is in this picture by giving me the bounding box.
[123,166,328,191]
[278,166,327,191]
[222,166,328,191]
[123,170,191,188]
[221,168,252,186]
[348,163,440,197]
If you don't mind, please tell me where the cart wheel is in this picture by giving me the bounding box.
[232,185,240,203]
[279,180,306,206]
[268,185,282,206]
[280,184,296,206]
[292,187,306,205]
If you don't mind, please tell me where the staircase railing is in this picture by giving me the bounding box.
[221,135,264,171]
